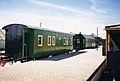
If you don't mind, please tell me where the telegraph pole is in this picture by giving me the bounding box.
[40,22,42,27]
[96,27,98,50]
[97,27,98,38]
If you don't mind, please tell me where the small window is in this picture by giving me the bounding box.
[38,35,43,46]
[70,38,73,45]
[52,36,55,46]
[48,36,51,46]
[77,39,80,43]
[63,37,66,45]
[59,37,61,40]
[66,37,68,45]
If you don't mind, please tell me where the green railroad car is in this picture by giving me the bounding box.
[3,24,73,62]
[83,35,96,48]
[73,33,96,51]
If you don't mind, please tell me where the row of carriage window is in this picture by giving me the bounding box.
[38,35,73,47]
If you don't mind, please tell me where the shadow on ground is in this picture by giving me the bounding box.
[40,51,87,61]
[86,47,98,50]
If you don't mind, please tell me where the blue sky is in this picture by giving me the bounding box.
[0,0,120,38]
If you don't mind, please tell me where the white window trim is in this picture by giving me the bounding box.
[59,37,61,40]
[66,37,68,45]
[38,35,43,46]
[63,37,66,45]
[48,36,51,46]
[52,36,55,46]
[70,38,73,45]
[77,39,80,43]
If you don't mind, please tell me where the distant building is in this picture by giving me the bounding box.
[91,33,97,38]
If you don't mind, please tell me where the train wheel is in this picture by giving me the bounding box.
[76,49,79,51]
[20,59,24,63]
[14,59,17,63]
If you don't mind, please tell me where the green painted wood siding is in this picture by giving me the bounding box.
[24,28,73,59]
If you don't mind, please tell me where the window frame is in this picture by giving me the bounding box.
[38,35,43,46]
[63,37,66,45]
[59,37,61,40]
[52,36,55,46]
[48,36,51,46]
[66,37,68,45]
[70,38,73,45]
[77,39,80,43]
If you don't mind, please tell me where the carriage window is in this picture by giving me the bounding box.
[63,37,66,45]
[59,37,61,40]
[70,38,73,45]
[52,36,55,46]
[66,37,68,45]
[77,39,80,43]
[48,36,51,46]
[38,35,43,46]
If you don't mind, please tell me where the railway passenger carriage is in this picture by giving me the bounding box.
[73,33,84,51]
[83,35,96,48]
[3,24,73,62]
[73,33,96,51]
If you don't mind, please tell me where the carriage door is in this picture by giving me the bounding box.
[24,33,30,60]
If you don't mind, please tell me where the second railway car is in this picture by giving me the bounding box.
[3,24,73,62]
[73,33,84,51]
[73,33,96,51]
